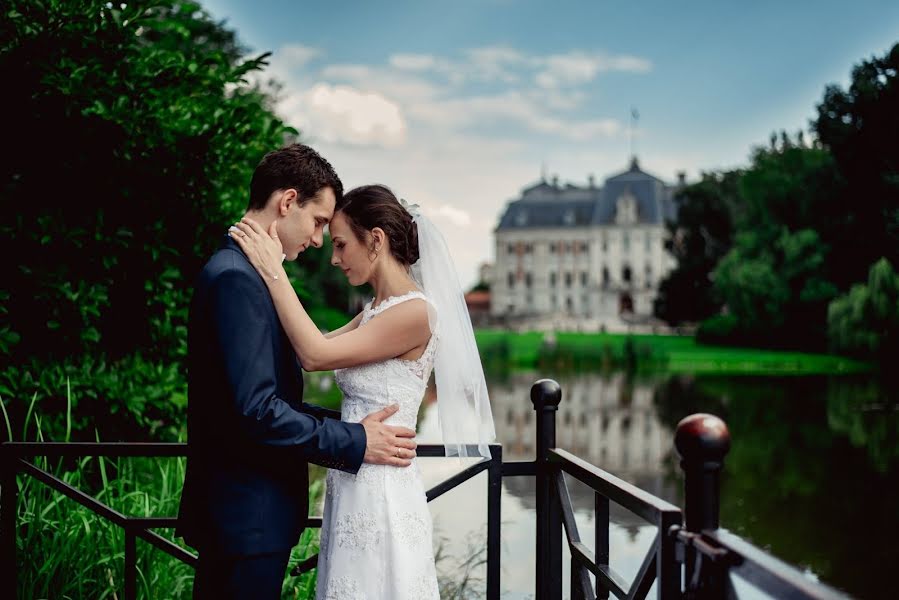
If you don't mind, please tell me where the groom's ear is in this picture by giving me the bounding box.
[277,189,299,216]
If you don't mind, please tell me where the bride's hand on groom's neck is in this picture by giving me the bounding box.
[229,218,285,282]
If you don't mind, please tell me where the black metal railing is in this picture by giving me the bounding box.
[1,379,853,599]
[0,441,503,600]
[529,378,850,600]
[288,442,503,600]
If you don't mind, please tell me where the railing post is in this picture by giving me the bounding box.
[532,379,562,600]
[487,444,502,600]
[125,526,136,600]
[595,492,610,599]
[1,445,17,600]
[675,413,731,599]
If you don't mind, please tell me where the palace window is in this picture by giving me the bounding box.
[550,272,557,287]
[564,272,572,288]
[507,272,515,288]
[525,272,533,288]
[550,242,557,254]
[580,272,588,286]
[602,266,610,288]
[622,265,632,283]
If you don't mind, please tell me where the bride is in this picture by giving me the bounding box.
[230,184,495,599]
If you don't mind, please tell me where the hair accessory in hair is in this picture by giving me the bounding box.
[399,198,421,220]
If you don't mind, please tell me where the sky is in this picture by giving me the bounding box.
[201,0,899,288]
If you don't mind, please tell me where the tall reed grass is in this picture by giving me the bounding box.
[1,384,321,599]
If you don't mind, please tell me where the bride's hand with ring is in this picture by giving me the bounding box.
[229,217,286,283]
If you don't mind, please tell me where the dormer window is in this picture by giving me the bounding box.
[515,210,528,226]
[563,209,575,225]
[614,188,639,225]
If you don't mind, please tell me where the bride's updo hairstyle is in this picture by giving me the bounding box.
[337,184,420,266]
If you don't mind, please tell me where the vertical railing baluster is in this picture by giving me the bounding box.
[570,558,583,600]
[675,413,731,599]
[532,379,562,600]
[125,526,136,600]
[1,447,17,600]
[487,444,502,600]
[595,492,610,599]
[657,509,682,599]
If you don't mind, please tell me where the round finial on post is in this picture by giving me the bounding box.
[531,379,562,411]
[674,413,731,463]
[675,413,730,533]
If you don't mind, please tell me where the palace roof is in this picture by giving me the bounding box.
[496,157,679,231]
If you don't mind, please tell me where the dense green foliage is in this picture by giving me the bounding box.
[657,43,899,357]
[653,171,740,324]
[827,258,899,361]
[0,0,351,441]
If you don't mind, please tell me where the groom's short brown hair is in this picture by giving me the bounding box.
[247,143,343,210]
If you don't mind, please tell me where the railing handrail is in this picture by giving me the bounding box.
[549,448,681,521]
[703,528,851,600]
[1,441,499,457]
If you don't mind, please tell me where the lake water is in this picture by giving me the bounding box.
[411,370,898,599]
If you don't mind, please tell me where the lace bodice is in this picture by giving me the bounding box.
[317,290,441,600]
[334,291,437,430]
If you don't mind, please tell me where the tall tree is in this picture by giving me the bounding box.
[0,1,350,439]
[814,43,899,290]
[654,171,741,324]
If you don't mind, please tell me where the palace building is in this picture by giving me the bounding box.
[490,157,682,327]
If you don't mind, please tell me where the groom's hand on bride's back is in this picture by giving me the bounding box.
[360,404,417,467]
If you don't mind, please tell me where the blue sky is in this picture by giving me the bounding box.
[203,0,898,287]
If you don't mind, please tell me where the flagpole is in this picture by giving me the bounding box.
[629,106,639,161]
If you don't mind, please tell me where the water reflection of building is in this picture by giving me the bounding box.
[489,372,678,513]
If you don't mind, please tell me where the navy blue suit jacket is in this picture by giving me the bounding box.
[177,237,366,557]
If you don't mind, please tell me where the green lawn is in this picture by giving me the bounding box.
[474,330,874,375]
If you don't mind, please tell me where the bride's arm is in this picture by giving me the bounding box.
[265,279,428,370]
[324,311,363,339]
[230,219,429,371]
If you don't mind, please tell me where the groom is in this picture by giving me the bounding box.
[177,144,417,599]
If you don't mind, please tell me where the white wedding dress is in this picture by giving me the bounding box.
[315,291,441,600]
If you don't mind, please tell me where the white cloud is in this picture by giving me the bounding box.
[403,91,622,142]
[426,204,472,227]
[465,46,526,83]
[320,63,441,103]
[535,51,652,89]
[279,44,322,69]
[389,53,438,71]
[278,83,407,147]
